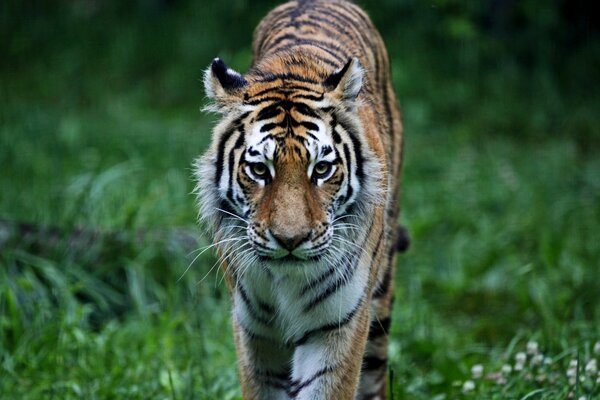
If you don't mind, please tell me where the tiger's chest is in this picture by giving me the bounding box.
[233,258,369,345]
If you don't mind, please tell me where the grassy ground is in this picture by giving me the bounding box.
[1,1,599,399]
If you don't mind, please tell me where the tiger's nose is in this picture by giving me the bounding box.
[271,229,311,251]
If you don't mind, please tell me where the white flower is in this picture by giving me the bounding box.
[567,368,577,378]
[527,341,539,355]
[569,359,578,369]
[471,364,484,379]
[585,359,597,376]
[531,354,544,366]
[544,357,553,365]
[515,352,527,364]
[462,380,475,393]
[536,373,546,382]
[501,364,512,375]
[593,341,600,355]
[578,396,587,400]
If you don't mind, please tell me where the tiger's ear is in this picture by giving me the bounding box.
[204,58,247,111]
[324,58,363,105]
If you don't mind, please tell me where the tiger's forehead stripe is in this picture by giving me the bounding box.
[246,81,324,99]
[214,111,251,186]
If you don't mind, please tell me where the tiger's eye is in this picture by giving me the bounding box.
[313,161,332,178]
[250,163,269,178]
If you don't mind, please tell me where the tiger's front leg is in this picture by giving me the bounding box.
[231,277,293,400]
[233,318,292,400]
[288,300,371,400]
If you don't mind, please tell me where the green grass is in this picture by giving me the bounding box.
[1,1,600,399]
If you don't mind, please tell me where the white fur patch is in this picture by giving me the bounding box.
[343,58,364,101]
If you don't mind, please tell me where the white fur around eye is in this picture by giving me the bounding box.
[308,164,336,185]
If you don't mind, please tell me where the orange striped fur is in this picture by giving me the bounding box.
[195,1,404,399]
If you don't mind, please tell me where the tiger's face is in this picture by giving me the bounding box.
[241,99,342,262]
[197,56,383,272]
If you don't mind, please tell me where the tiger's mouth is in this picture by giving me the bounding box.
[254,246,327,264]
[259,253,305,264]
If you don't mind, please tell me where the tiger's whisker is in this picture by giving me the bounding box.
[216,207,249,225]
[180,237,244,282]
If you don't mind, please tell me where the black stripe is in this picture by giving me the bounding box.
[256,104,282,121]
[368,317,391,340]
[307,13,370,60]
[246,96,285,105]
[257,101,320,122]
[254,241,273,251]
[299,265,336,296]
[291,50,340,68]
[255,71,320,84]
[214,112,250,186]
[369,230,389,296]
[251,84,321,99]
[294,295,363,346]
[304,239,330,257]
[306,132,319,141]
[301,121,319,131]
[264,379,287,390]
[237,284,272,326]
[249,86,284,98]
[288,366,335,398]
[257,299,275,314]
[302,254,358,312]
[339,121,364,180]
[342,143,354,204]
[238,321,277,344]
[265,32,299,52]
[269,34,350,61]
[290,102,318,118]
[215,129,235,187]
[332,129,341,144]
[257,368,290,390]
[294,19,354,52]
[372,264,392,299]
[257,369,289,382]
[310,6,374,56]
[292,93,325,101]
[260,122,278,132]
[269,41,345,66]
[362,356,387,371]
[226,131,245,207]
[255,5,293,53]
[311,225,329,242]
[258,134,274,145]
[371,229,385,265]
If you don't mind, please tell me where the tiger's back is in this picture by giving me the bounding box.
[252,0,404,211]
[196,1,404,399]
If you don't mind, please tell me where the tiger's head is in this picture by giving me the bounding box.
[196,54,385,274]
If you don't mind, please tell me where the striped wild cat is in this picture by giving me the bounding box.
[195,0,405,398]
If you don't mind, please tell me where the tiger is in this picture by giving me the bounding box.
[195,0,405,399]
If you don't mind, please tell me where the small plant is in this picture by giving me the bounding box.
[458,340,600,398]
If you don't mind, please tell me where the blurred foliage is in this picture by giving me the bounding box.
[3,0,599,141]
